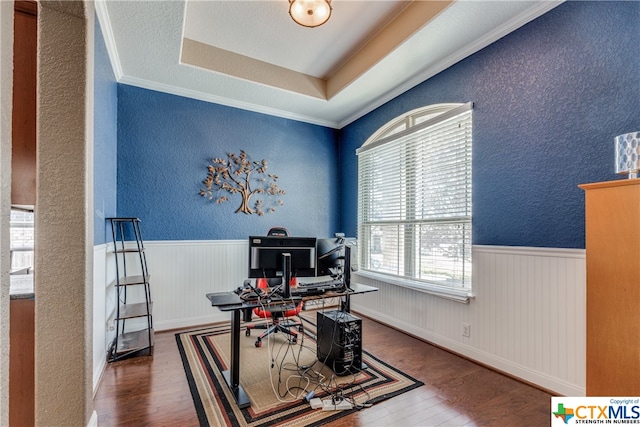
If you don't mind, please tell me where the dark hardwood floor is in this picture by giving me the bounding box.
[93,313,552,426]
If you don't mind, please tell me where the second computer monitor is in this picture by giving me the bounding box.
[316,236,357,278]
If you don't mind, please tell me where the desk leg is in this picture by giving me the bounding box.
[341,293,351,312]
[221,309,250,409]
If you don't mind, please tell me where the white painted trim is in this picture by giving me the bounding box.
[473,244,585,259]
[144,239,246,247]
[354,270,472,303]
[118,75,339,129]
[87,410,98,427]
[95,0,123,80]
[92,244,108,395]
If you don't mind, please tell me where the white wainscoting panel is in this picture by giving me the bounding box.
[350,245,586,396]
[143,240,248,330]
[93,241,586,396]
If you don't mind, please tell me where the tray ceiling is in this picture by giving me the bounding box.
[97,0,562,128]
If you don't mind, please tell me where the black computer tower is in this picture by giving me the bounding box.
[316,310,362,376]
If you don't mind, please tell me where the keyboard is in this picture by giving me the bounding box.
[292,278,345,296]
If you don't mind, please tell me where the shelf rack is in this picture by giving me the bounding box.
[107,217,153,362]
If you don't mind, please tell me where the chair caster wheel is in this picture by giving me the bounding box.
[291,337,297,345]
[255,340,262,347]
[298,325,304,332]
[245,329,251,336]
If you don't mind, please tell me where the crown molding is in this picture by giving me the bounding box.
[118,75,340,129]
[337,0,564,128]
[95,0,123,80]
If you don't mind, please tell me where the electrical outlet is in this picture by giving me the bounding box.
[462,322,471,338]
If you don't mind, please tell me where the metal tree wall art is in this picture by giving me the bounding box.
[199,150,285,215]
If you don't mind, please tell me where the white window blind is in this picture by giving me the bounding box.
[357,103,473,298]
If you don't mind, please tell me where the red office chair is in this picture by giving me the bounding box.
[244,276,304,347]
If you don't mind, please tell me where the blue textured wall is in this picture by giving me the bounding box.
[116,85,339,240]
[93,17,118,245]
[340,1,640,249]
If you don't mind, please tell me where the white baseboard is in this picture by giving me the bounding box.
[354,305,583,396]
[154,314,227,331]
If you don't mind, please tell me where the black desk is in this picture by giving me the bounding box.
[206,283,378,409]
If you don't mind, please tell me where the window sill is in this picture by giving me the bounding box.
[353,270,474,304]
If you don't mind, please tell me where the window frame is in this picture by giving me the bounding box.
[10,207,35,274]
[356,102,474,303]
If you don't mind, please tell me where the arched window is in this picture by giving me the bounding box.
[357,103,473,299]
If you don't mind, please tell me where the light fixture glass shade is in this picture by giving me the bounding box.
[615,132,640,178]
[289,0,332,28]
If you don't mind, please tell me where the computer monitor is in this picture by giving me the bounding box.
[316,236,358,278]
[316,237,344,278]
[248,236,316,296]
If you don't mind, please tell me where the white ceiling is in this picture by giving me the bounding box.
[96,0,561,128]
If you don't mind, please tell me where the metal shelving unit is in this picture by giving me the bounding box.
[107,217,153,362]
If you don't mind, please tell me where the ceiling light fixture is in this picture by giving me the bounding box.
[289,0,332,28]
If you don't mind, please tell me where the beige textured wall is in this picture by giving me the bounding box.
[36,1,94,425]
[0,2,14,426]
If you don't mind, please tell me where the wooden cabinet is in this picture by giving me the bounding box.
[580,179,640,396]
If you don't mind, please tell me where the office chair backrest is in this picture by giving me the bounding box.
[253,228,289,290]
[267,227,289,237]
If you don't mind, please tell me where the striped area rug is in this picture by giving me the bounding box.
[176,310,423,427]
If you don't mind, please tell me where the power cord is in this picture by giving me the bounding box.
[252,294,373,410]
